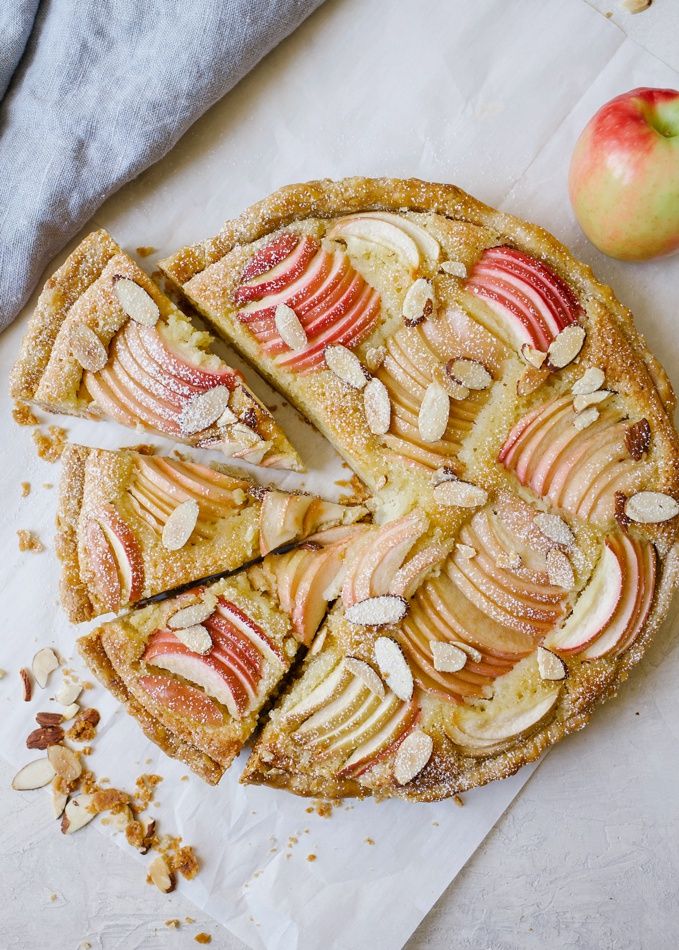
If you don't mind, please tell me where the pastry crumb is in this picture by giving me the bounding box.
[185,917,196,924]
[17,529,44,552]
[364,837,375,845]
[194,935,212,945]
[453,794,464,807]
[21,482,31,497]
[137,246,156,258]
[67,708,100,743]
[12,402,39,426]
[165,919,181,929]
[306,853,317,862]
[32,425,68,462]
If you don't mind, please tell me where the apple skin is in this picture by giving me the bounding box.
[569,87,679,261]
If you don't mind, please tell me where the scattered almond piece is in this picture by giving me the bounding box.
[324,344,368,389]
[27,725,64,749]
[573,406,599,430]
[451,641,483,663]
[18,529,44,552]
[537,646,567,681]
[36,711,64,726]
[439,260,467,278]
[365,345,386,372]
[216,405,238,427]
[363,378,391,435]
[173,624,212,655]
[534,513,574,547]
[625,491,679,524]
[374,637,413,701]
[393,730,433,785]
[20,667,32,701]
[56,682,82,706]
[402,278,435,325]
[446,358,492,391]
[275,303,308,351]
[572,367,605,395]
[179,386,231,436]
[626,418,651,460]
[168,595,217,630]
[455,542,476,559]
[70,322,108,372]
[148,855,175,893]
[346,596,408,628]
[61,794,96,834]
[418,381,450,443]
[344,657,385,698]
[60,702,80,721]
[520,343,547,369]
[32,648,59,688]
[432,466,458,487]
[114,277,160,326]
[433,480,487,508]
[546,549,575,589]
[48,745,82,783]
[162,499,199,551]
[51,780,68,819]
[431,642,467,673]
[547,325,586,369]
[621,0,652,13]
[573,389,611,413]
[11,758,56,790]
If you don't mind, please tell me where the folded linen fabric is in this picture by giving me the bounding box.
[0,0,324,330]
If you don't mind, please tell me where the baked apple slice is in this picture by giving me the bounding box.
[10,229,301,470]
[58,443,366,622]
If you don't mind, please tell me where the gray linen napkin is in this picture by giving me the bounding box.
[0,0,324,330]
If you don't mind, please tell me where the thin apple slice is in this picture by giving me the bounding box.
[328,211,441,274]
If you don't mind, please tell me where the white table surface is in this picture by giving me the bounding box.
[3,1,679,948]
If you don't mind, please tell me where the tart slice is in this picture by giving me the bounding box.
[78,526,363,783]
[10,229,301,470]
[58,443,367,622]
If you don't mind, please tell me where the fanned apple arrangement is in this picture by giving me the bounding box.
[11,177,679,801]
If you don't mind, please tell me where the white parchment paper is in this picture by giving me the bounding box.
[2,2,679,948]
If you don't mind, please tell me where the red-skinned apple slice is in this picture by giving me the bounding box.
[342,510,428,606]
[139,674,224,726]
[234,235,319,303]
[85,518,122,612]
[240,232,300,284]
[390,542,451,599]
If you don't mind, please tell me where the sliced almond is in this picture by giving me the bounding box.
[537,646,567,681]
[309,628,327,656]
[114,278,160,326]
[534,513,574,547]
[61,794,96,834]
[573,389,611,413]
[173,624,212,655]
[274,303,308,351]
[572,367,605,395]
[625,491,679,524]
[110,805,134,832]
[374,637,413,701]
[179,386,231,436]
[431,642,467,673]
[622,0,651,13]
[60,702,80,721]
[162,499,199,551]
[393,729,433,785]
[403,278,434,325]
[446,358,492,391]
[626,418,651,460]
[418,381,450,443]
[70,323,108,372]
[149,855,174,893]
[52,780,68,819]
[47,745,82,783]
[497,551,522,570]
[573,406,599,430]
[455,542,476,559]
[451,641,483,663]
[32,648,59,689]
[216,405,238,427]
[365,345,386,372]
[56,682,82,706]
[20,667,32,701]
[432,467,458,487]
[346,595,408,628]
[168,594,217,630]
[364,378,391,435]
[546,325,586,369]
[517,366,550,396]
[324,344,367,389]
[546,548,575,589]
[520,343,547,369]
[439,260,467,278]
[433,480,487,508]
[344,657,385,698]
[11,758,55,790]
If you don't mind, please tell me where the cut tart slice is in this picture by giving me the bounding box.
[78,527,359,783]
[11,229,301,470]
[58,443,367,622]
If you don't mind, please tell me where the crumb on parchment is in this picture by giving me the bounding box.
[194,934,212,945]
[32,425,68,462]
[21,482,31,497]
[12,402,39,426]
[137,246,156,258]
[17,529,44,552]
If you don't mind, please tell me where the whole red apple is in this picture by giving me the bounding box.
[568,87,679,260]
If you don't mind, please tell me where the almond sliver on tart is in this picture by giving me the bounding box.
[10,229,301,471]
[58,443,367,622]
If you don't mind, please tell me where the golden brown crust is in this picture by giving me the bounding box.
[161,178,679,800]
[56,444,96,624]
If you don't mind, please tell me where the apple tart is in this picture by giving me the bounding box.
[156,178,679,800]
[58,443,367,623]
[10,229,301,470]
[78,525,364,782]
